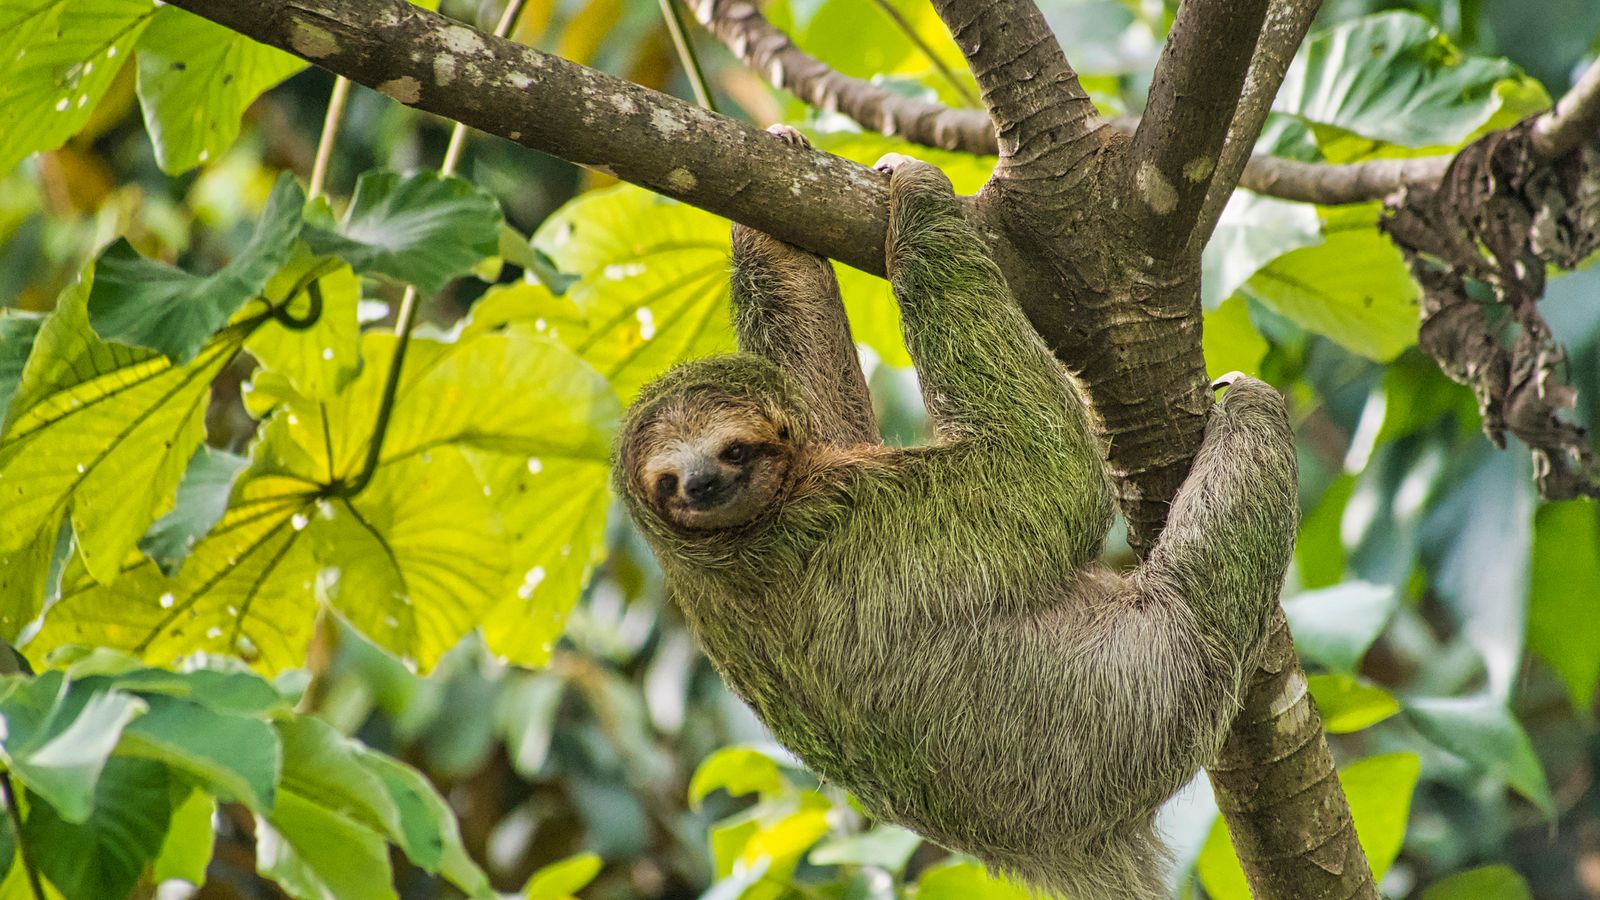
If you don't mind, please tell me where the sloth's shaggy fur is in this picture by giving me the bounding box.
[616,149,1299,899]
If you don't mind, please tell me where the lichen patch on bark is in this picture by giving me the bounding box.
[1137,161,1178,214]
[377,76,423,104]
[288,21,338,59]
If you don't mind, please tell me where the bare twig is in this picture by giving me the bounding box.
[1131,0,1273,256]
[658,0,717,112]
[1198,0,1325,240]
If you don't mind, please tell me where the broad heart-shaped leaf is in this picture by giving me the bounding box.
[138,445,248,575]
[1201,191,1322,311]
[242,242,363,401]
[116,693,280,809]
[1243,205,1419,361]
[308,449,509,672]
[1307,673,1401,734]
[25,474,322,674]
[303,170,501,296]
[1283,581,1398,672]
[1419,865,1533,900]
[88,172,304,363]
[1404,694,1554,815]
[0,671,145,822]
[0,0,155,174]
[530,185,737,400]
[1275,12,1542,153]
[134,6,305,174]
[24,757,172,900]
[0,274,247,585]
[1197,753,1419,899]
[0,312,43,423]
[1529,501,1600,716]
[471,453,611,669]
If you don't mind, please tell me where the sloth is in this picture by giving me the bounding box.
[615,126,1299,899]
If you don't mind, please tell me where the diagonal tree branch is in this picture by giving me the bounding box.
[162,0,896,277]
[927,0,1107,188]
[1131,0,1274,257]
[1198,0,1325,240]
[1532,54,1600,161]
[687,0,995,151]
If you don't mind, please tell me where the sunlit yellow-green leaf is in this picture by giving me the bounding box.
[1307,673,1401,733]
[689,747,786,810]
[0,0,156,174]
[243,243,362,401]
[152,788,216,886]
[523,852,602,900]
[0,274,247,584]
[916,860,1032,899]
[1202,296,1269,380]
[532,185,735,401]
[26,474,321,674]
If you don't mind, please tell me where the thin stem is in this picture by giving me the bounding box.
[1,774,43,900]
[443,0,530,170]
[308,76,353,199]
[658,0,716,111]
[869,0,978,107]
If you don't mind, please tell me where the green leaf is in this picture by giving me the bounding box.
[309,449,508,671]
[87,172,304,362]
[1202,191,1322,311]
[0,0,156,174]
[531,185,736,400]
[138,445,248,576]
[26,474,321,674]
[1276,12,1540,153]
[1342,752,1420,880]
[255,792,396,900]
[1283,581,1398,672]
[353,748,489,895]
[1244,210,1419,361]
[0,523,58,642]
[25,758,172,900]
[134,6,305,174]
[275,717,402,839]
[64,655,291,716]
[689,747,786,810]
[303,171,501,295]
[116,694,280,808]
[916,860,1032,900]
[1308,673,1400,733]
[243,242,363,401]
[1404,695,1553,815]
[1202,296,1269,381]
[152,787,215,885]
[0,273,245,584]
[0,672,145,822]
[808,825,921,872]
[0,312,42,423]
[524,852,603,899]
[1419,865,1533,900]
[1528,501,1600,716]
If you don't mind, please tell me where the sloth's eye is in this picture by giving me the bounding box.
[777,425,790,440]
[656,473,679,495]
[720,443,750,464]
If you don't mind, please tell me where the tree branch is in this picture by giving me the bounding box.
[162,0,895,277]
[927,0,1107,188]
[687,0,995,152]
[1532,54,1600,161]
[1198,0,1325,240]
[1131,0,1273,257]
[1239,155,1451,204]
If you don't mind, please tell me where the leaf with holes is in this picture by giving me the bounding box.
[134,6,305,174]
[0,273,246,585]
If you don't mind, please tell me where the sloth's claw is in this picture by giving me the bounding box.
[874,152,917,175]
[1211,371,1247,392]
[767,124,811,149]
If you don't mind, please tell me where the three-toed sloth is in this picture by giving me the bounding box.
[615,127,1299,899]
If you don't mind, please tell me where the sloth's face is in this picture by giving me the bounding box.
[633,403,795,532]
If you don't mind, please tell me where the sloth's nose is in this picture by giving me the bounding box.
[682,469,721,504]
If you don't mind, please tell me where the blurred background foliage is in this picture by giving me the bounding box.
[3,0,1600,897]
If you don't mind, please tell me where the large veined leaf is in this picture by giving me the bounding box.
[1243,205,1419,361]
[1404,695,1553,815]
[1201,191,1322,311]
[138,445,248,575]
[25,474,323,673]
[531,185,737,400]
[355,748,492,897]
[304,170,501,295]
[255,792,396,900]
[242,243,363,401]
[24,757,172,900]
[1275,12,1547,155]
[0,672,145,822]
[0,0,156,174]
[1529,501,1600,716]
[0,272,247,585]
[87,172,304,363]
[115,693,280,809]
[1201,296,1268,381]
[134,6,305,174]
[0,312,43,422]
